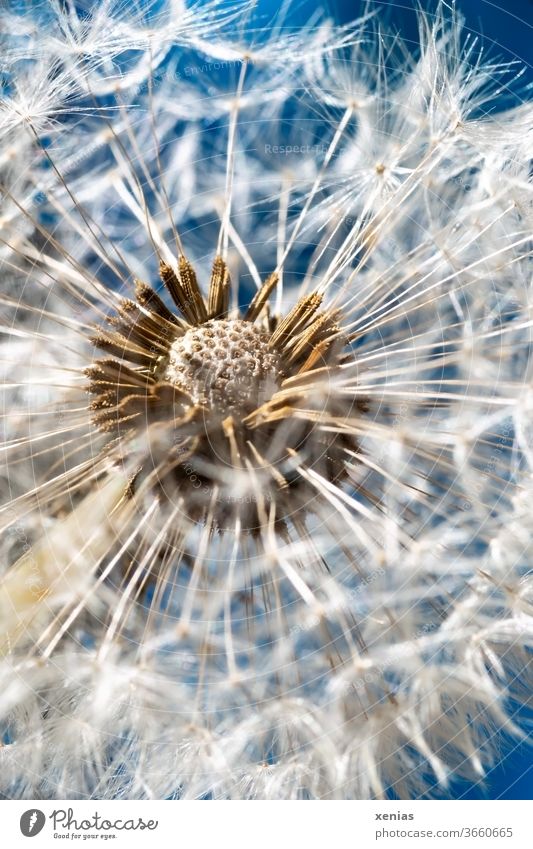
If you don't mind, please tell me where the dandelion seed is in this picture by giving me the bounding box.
[0,0,532,800]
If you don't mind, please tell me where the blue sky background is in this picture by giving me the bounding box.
[255,0,533,95]
[331,0,533,88]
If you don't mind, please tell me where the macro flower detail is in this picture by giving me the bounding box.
[86,251,353,531]
[0,0,532,801]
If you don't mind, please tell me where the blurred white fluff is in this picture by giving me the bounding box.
[0,0,532,799]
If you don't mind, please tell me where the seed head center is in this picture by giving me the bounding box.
[165,319,282,418]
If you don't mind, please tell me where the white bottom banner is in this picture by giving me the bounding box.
[2,800,531,848]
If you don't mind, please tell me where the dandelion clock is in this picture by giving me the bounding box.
[0,0,532,800]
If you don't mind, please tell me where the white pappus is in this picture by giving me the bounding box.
[0,0,532,800]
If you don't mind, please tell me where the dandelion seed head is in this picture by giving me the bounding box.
[86,249,358,531]
[0,0,532,801]
[165,318,282,418]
